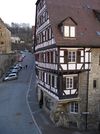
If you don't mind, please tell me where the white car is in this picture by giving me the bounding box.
[3,73,18,81]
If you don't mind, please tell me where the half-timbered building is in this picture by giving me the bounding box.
[34,0,100,130]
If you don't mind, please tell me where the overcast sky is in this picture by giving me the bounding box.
[0,0,37,26]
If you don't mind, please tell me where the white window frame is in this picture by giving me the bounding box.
[64,26,75,37]
[66,77,73,89]
[68,51,76,62]
[60,57,64,63]
[60,50,64,63]
[60,50,64,56]
[54,76,57,88]
[39,71,41,80]
[53,51,55,63]
[47,73,49,85]
[70,102,78,113]
[44,73,46,83]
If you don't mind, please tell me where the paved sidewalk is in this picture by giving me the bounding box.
[27,83,99,134]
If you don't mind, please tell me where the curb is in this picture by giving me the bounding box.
[26,72,42,134]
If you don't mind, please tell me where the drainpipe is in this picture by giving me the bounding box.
[85,69,89,130]
[85,49,90,130]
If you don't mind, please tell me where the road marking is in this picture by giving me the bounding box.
[26,72,42,134]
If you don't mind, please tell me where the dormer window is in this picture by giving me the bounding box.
[93,10,100,22]
[64,26,75,37]
[58,17,77,38]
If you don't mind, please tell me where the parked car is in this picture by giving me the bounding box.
[10,68,19,74]
[2,73,18,81]
[9,64,22,72]
[18,54,25,62]
[14,63,22,70]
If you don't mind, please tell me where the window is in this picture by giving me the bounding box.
[45,29,48,41]
[49,74,51,85]
[64,26,75,37]
[48,27,52,40]
[45,11,48,21]
[46,73,51,85]
[39,71,41,80]
[41,71,44,81]
[43,31,46,42]
[46,73,48,84]
[60,50,64,56]
[60,50,64,63]
[70,102,78,113]
[1,41,4,44]
[66,77,73,89]
[51,51,53,63]
[51,75,54,87]
[54,76,57,88]
[93,79,97,89]
[68,51,76,62]
[45,52,49,63]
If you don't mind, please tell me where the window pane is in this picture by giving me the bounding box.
[54,76,57,88]
[93,80,97,88]
[64,26,69,37]
[66,77,73,89]
[70,78,73,88]
[70,102,78,113]
[68,51,76,62]
[71,102,74,112]
[60,50,64,56]
[72,52,76,62]
[70,26,75,37]
[66,78,69,88]
[52,75,54,87]
[75,103,78,112]
[68,52,71,62]
[60,57,64,63]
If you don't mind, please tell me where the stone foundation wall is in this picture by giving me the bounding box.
[37,71,88,130]
[88,48,100,130]
[0,53,16,78]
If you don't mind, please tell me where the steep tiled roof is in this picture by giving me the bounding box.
[45,0,100,47]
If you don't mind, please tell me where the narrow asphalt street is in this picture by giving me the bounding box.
[0,52,39,134]
[0,52,99,134]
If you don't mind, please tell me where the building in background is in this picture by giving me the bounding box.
[0,18,17,78]
[34,0,100,130]
[0,18,11,54]
[11,36,21,44]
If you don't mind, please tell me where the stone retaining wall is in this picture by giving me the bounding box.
[0,53,16,78]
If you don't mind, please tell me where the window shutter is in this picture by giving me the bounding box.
[74,76,78,89]
[55,51,58,63]
[64,50,68,63]
[49,74,51,85]
[52,75,54,87]
[55,76,58,89]
[47,52,49,63]
[77,50,81,63]
[63,77,66,90]
[51,51,53,63]
[43,72,45,82]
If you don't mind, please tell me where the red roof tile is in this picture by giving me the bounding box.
[45,0,100,47]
